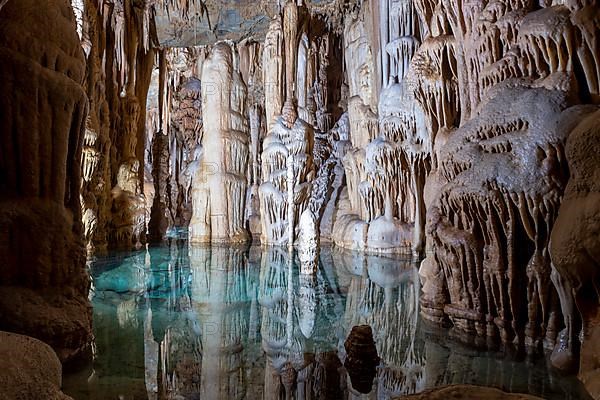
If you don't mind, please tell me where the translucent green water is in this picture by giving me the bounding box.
[63,240,591,400]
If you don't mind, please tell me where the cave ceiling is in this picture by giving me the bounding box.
[153,0,340,46]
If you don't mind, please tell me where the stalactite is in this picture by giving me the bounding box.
[263,17,285,131]
[333,0,433,255]
[258,2,317,247]
[421,86,573,348]
[79,0,156,250]
[148,50,171,242]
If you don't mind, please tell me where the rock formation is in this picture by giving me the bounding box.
[344,325,380,394]
[258,2,316,247]
[0,332,74,400]
[422,86,573,347]
[189,42,250,243]
[79,0,155,251]
[550,108,600,398]
[397,385,542,400]
[0,0,92,362]
[417,0,600,364]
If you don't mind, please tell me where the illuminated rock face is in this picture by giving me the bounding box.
[189,42,250,243]
[422,86,574,346]
[0,0,92,362]
[414,2,600,381]
[78,0,155,251]
[0,332,72,400]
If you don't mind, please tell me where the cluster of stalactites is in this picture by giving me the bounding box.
[257,1,335,247]
[259,118,315,245]
[77,0,158,93]
[344,0,458,243]
[437,0,600,119]
[430,182,564,341]
[420,81,576,349]
[381,0,423,86]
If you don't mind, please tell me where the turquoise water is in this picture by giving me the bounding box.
[63,239,591,400]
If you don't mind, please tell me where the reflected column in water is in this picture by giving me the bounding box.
[259,247,346,399]
[189,245,255,400]
[334,248,426,397]
[259,247,301,399]
[145,240,201,399]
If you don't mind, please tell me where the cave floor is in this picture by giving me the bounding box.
[62,240,590,400]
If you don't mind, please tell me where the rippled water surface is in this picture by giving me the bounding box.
[63,239,591,400]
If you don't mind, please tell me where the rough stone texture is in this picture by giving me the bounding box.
[144,47,207,242]
[0,331,73,400]
[550,108,600,398]
[152,0,342,47]
[421,85,577,347]
[153,0,278,47]
[411,0,599,358]
[396,385,542,400]
[79,0,155,251]
[0,0,92,362]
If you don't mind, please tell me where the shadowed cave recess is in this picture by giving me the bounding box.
[0,0,598,399]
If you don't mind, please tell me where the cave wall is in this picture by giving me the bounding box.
[411,0,599,373]
[0,0,92,362]
[79,0,155,251]
[550,108,600,397]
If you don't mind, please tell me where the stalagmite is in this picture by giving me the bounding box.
[258,1,315,246]
[189,42,250,243]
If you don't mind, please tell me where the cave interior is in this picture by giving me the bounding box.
[0,0,599,399]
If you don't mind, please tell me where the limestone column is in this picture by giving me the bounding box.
[0,0,92,362]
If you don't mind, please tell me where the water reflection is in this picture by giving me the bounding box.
[63,240,590,400]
